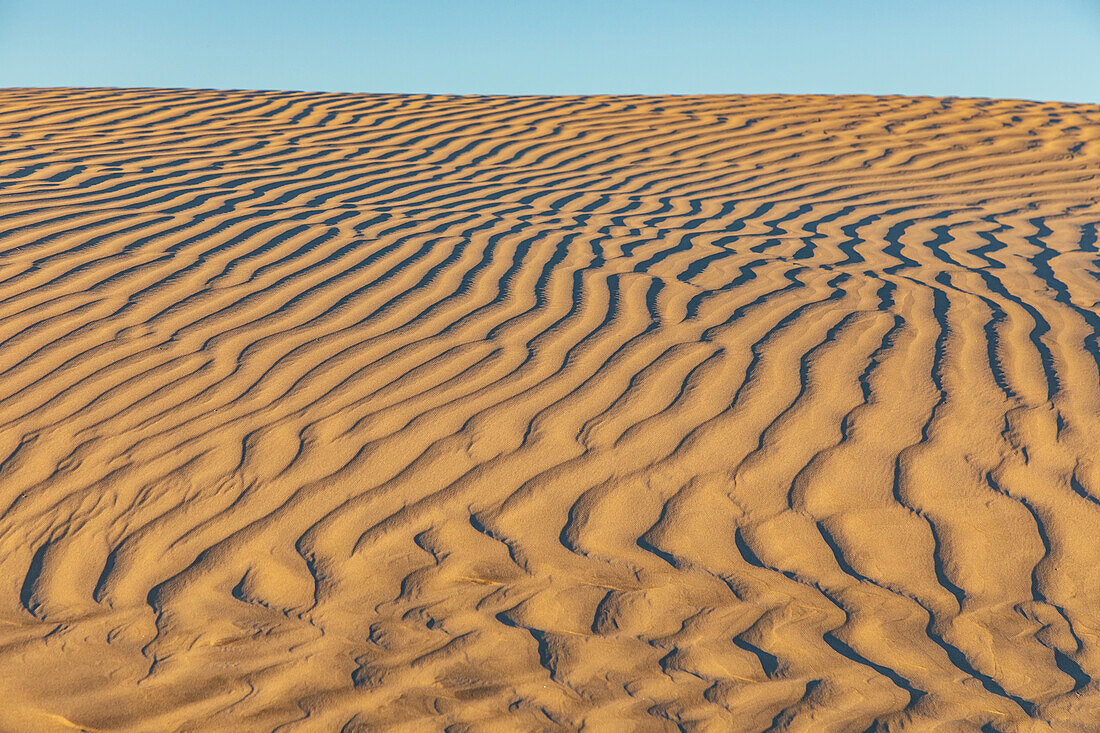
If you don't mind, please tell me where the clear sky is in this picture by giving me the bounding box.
[1,0,1097,102]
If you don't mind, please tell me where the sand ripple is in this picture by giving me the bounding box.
[0,88,1099,730]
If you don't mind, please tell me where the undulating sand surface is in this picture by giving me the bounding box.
[1,88,1099,732]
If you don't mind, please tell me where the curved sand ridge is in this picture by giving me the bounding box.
[0,88,1099,731]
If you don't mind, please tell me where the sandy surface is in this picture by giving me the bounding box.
[0,88,1098,731]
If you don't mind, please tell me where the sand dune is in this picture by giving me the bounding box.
[0,88,1098,731]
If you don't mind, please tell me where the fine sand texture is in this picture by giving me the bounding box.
[1,88,1099,732]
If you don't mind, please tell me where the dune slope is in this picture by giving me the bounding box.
[0,88,1099,731]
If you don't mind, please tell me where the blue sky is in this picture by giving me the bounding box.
[1,0,1097,102]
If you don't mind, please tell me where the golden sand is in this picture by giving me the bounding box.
[0,88,1099,730]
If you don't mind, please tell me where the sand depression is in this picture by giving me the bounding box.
[0,88,1099,731]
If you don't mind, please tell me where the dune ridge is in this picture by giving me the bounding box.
[0,88,1099,730]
